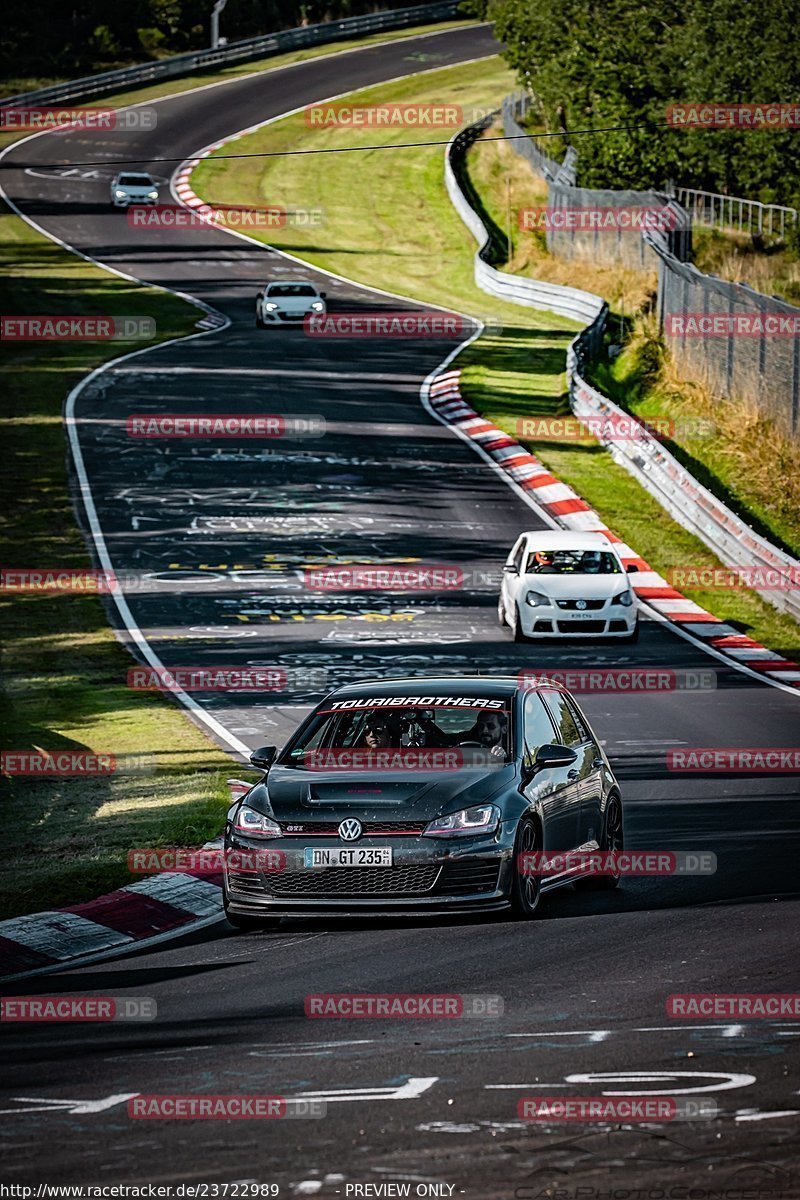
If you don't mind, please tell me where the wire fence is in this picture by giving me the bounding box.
[503,93,800,438]
[673,186,798,240]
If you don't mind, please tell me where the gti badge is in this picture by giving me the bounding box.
[338,818,363,842]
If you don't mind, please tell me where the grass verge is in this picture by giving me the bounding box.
[0,208,237,921]
[190,62,799,659]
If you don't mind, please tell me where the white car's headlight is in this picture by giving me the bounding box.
[264,302,279,311]
[233,805,282,838]
[611,590,634,607]
[525,590,552,607]
[147,190,158,199]
[114,190,126,198]
[423,804,500,838]
[310,300,325,311]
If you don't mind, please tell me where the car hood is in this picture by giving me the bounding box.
[521,572,628,600]
[243,764,514,823]
[116,184,156,194]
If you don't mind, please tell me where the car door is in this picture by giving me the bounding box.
[502,537,527,617]
[537,689,588,851]
[565,696,605,846]
[522,691,580,852]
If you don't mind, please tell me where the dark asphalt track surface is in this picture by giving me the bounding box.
[1,24,799,1195]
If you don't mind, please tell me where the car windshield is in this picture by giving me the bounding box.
[280,700,513,768]
[118,175,153,186]
[267,284,317,297]
[525,549,621,575]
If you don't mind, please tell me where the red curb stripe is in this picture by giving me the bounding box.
[668,611,721,624]
[522,473,559,490]
[0,934,57,975]
[634,587,686,600]
[547,498,592,516]
[64,892,206,939]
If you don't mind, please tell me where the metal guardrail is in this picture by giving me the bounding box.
[446,113,800,623]
[446,119,606,326]
[673,186,798,240]
[0,1,461,109]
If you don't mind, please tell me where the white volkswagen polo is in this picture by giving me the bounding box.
[498,531,639,642]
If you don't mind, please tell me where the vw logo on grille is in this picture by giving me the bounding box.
[338,818,363,842]
[576,599,588,610]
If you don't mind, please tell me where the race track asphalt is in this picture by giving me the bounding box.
[1,24,799,1193]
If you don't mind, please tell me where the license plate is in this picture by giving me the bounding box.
[565,611,601,620]
[304,847,393,868]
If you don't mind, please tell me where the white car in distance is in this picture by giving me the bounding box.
[255,280,326,327]
[110,172,159,207]
[499,531,640,642]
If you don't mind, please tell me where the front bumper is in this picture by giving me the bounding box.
[112,195,158,207]
[519,606,638,637]
[260,308,326,324]
[224,830,516,916]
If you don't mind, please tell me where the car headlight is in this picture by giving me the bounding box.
[233,804,282,838]
[114,190,126,198]
[423,804,500,838]
[147,190,158,199]
[310,300,325,311]
[264,302,279,311]
[611,590,634,606]
[525,590,552,607]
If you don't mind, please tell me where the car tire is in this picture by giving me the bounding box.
[497,596,507,628]
[255,312,266,329]
[576,792,623,891]
[510,816,542,918]
[513,604,529,643]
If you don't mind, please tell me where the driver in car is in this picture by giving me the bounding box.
[415,709,508,758]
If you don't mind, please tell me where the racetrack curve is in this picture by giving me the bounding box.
[1,24,799,1193]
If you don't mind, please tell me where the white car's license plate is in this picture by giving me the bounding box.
[304,847,393,868]
[565,611,602,620]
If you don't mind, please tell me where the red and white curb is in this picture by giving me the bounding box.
[0,784,254,981]
[428,371,800,690]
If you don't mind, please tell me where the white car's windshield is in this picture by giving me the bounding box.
[280,702,513,767]
[525,550,621,575]
[117,175,153,186]
[267,284,317,297]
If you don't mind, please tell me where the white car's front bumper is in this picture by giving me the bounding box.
[517,603,638,638]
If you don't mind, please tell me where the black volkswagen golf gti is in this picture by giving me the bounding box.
[223,676,624,928]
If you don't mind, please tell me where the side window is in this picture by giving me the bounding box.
[540,690,583,748]
[566,696,593,745]
[511,538,526,573]
[523,693,558,766]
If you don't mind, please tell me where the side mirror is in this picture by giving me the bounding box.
[535,743,578,769]
[626,563,639,573]
[503,563,518,574]
[319,291,327,299]
[249,745,277,771]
